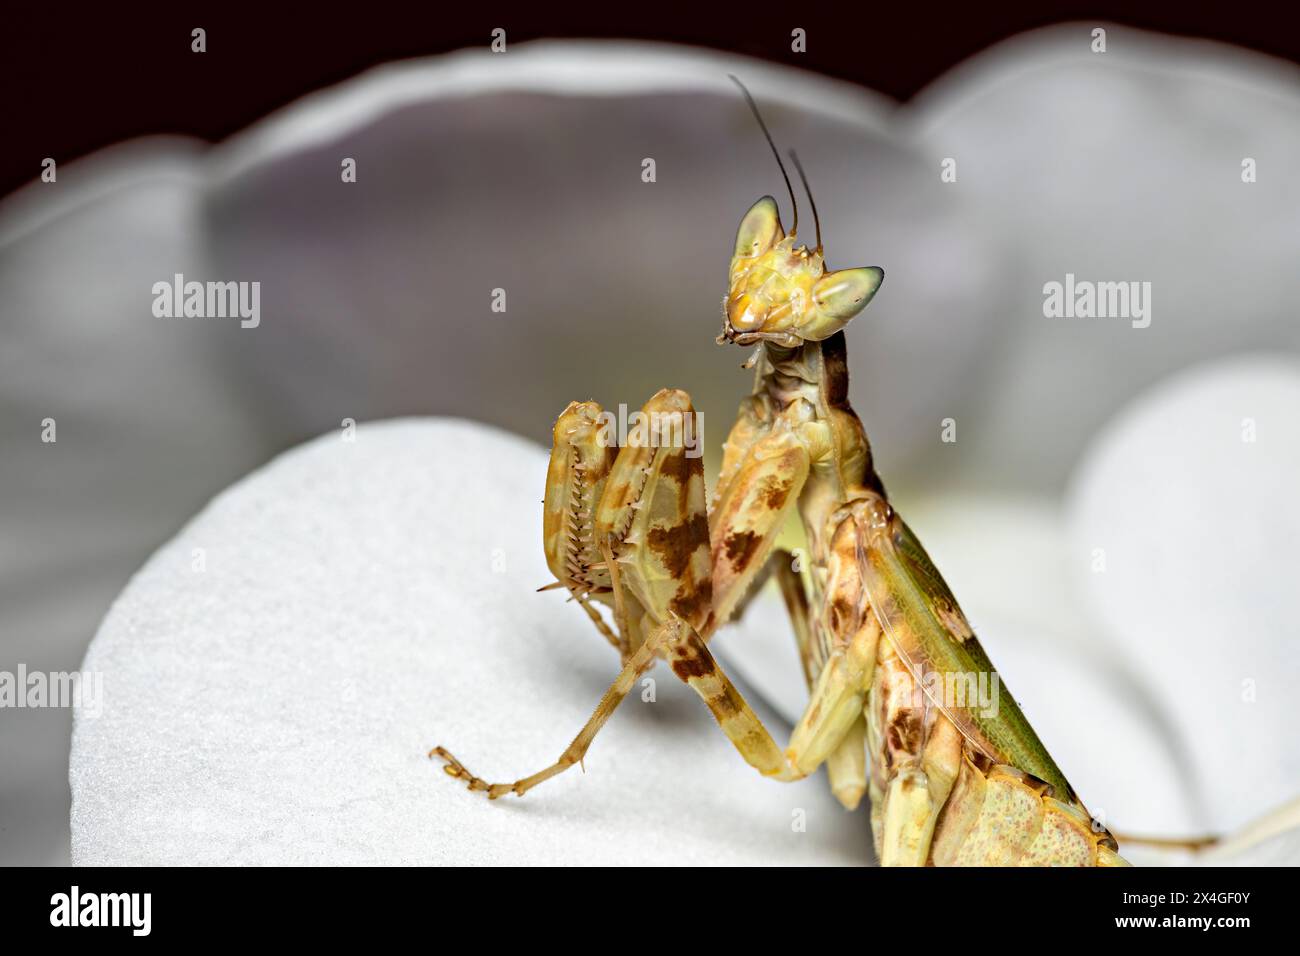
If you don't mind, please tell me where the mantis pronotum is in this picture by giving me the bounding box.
[433,80,1130,867]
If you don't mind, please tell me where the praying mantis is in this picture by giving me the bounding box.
[432,81,1130,867]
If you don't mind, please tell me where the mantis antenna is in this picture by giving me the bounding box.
[788,149,822,253]
[728,74,799,239]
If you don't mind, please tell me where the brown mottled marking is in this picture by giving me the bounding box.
[723,529,762,567]
[711,683,744,718]
[759,476,792,510]
[656,446,693,486]
[648,513,709,579]
[671,655,713,681]
[829,595,856,635]
[886,713,923,758]
[670,581,712,629]
[932,595,973,643]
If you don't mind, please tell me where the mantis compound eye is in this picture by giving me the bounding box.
[732,195,785,260]
[799,266,885,341]
[726,290,769,333]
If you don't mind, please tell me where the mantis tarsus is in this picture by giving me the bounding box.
[432,81,1130,867]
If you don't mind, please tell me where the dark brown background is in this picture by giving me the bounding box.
[3,3,1299,198]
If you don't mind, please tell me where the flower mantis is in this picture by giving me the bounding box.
[433,80,1129,867]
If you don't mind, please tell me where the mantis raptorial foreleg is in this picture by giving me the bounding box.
[712,392,768,506]
[659,468,890,788]
[435,387,883,796]
[433,617,677,799]
[708,428,809,627]
[434,388,721,796]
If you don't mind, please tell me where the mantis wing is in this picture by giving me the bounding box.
[857,507,1077,803]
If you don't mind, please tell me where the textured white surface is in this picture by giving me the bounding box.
[70,419,869,866]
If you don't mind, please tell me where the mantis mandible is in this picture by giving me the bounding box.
[432,79,1130,867]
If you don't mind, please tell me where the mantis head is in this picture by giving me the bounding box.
[720,196,883,348]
